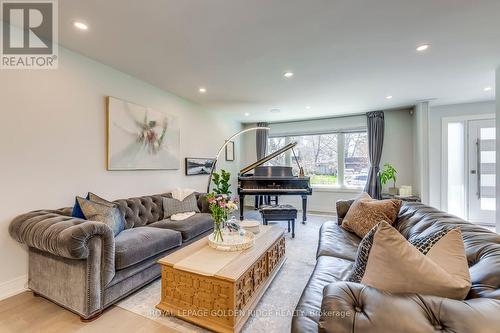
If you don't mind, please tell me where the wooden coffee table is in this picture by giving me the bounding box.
[156,226,286,333]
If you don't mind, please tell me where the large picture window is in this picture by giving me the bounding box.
[267,131,368,188]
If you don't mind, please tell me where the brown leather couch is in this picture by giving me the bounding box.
[291,201,500,333]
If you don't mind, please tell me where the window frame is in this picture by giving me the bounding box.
[268,129,368,191]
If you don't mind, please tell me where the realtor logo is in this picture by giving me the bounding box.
[1,0,58,69]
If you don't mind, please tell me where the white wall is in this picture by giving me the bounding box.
[428,101,496,210]
[240,109,415,213]
[381,109,415,191]
[0,48,242,298]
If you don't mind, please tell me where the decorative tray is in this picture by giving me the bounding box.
[208,232,255,252]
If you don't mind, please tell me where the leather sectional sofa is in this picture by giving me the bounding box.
[292,201,500,333]
[9,192,213,320]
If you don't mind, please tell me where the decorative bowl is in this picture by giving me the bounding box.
[240,220,261,234]
[208,231,255,252]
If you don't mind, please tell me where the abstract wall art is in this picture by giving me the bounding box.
[107,96,180,170]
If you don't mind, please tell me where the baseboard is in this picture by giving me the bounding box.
[0,275,28,301]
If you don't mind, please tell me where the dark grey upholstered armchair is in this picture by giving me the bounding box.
[9,192,213,320]
[291,201,500,333]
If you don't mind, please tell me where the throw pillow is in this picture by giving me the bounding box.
[71,192,114,218]
[77,197,126,236]
[410,227,471,286]
[341,192,401,237]
[347,221,471,300]
[71,193,89,219]
[88,192,115,207]
[163,193,200,219]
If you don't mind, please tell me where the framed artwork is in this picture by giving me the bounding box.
[225,141,235,161]
[185,158,215,176]
[107,96,180,170]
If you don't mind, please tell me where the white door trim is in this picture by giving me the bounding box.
[441,113,495,216]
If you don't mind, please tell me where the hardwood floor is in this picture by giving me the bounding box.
[0,292,179,333]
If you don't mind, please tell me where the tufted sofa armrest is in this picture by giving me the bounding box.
[9,209,115,277]
[319,281,500,333]
[335,200,354,225]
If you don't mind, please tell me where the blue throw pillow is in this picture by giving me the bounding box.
[71,193,89,219]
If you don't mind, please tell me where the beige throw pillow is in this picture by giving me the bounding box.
[347,221,471,300]
[341,192,401,237]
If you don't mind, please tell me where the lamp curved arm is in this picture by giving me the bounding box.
[206,127,270,193]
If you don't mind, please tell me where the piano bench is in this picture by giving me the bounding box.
[259,205,297,238]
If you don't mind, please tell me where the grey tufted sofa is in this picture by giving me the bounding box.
[9,192,213,320]
[292,201,500,333]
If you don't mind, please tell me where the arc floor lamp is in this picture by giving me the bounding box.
[206,126,270,193]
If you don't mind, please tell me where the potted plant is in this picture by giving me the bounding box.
[207,169,238,242]
[379,163,398,195]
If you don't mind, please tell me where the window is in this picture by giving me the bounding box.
[343,132,369,187]
[267,131,368,188]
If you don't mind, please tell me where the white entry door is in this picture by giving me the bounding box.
[468,119,496,225]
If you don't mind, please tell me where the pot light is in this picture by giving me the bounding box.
[283,72,294,79]
[244,112,250,117]
[385,95,393,100]
[270,108,281,113]
[305,106,311,110]
[73,21,89,31]
[484,86,492,92]
[198,87,207,93]
[416,44,430,52]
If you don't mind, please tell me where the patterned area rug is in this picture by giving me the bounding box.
[116,211,334,332]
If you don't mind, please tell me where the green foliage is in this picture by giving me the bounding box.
[310,175,338,185]
[212,169,232,195]
[379,163,397,187]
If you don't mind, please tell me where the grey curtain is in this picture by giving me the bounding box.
[256,122,269,159]
[364,111,384,199]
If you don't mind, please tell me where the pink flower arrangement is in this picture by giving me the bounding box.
[206,192,239,242]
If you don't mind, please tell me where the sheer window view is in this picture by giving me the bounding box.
[267,132,368,187]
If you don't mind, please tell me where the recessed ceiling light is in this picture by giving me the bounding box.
[198,87,207,93]
[305,106,311,110]
[416,44,430,52]
[385,95,393,100]
[283,72,294,79]
[270,108,281,113]
[244,112,250,117]
[484,86,493,92]
[73,21,89,31]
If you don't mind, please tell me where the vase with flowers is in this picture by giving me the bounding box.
[207,169,238,243]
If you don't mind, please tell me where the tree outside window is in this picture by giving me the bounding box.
[267,131,368,187]
[343,132,369,187]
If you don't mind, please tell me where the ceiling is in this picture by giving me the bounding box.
[58,0,500,122]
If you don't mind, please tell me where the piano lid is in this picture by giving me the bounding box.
[239,141,297,175]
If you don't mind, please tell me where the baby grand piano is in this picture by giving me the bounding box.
[238,142,312,222]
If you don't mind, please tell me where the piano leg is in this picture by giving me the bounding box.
[301,195,307,224]
[239,194,245,220]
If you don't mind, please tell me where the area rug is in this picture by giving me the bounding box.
[116,212,334,332]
